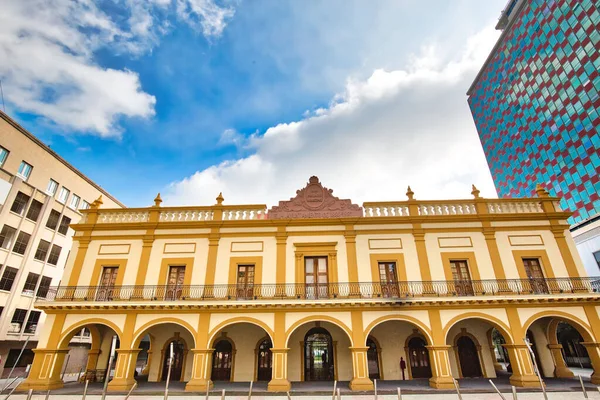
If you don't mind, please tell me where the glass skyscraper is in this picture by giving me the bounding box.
[467,0,600,225]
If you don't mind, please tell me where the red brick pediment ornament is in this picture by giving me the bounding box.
[268,176,363,219]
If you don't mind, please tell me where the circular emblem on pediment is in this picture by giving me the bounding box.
[304,184,324,209]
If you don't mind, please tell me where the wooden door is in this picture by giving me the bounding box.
[161,340,185,381]
[450,260,474,296]
[256,339,272,381]
[212,340,233,381]
[305,257,328,299]
[523,258,548,294]
[166,266,185,300]
[96,267,118,301]
[457,336,482,377]
[378,262,399,297]
[236,265,255,299]
[408,337,432,378]
[367,338,380,380]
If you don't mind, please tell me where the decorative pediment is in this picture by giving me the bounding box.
[268,176,363,219]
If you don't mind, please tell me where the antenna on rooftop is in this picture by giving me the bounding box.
[0,79,5,112]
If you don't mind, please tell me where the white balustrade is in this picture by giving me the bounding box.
[417,203,477,216]
[364,205,410,217]
[487,201,543,214]
[222,208,267,220]
[159,210,213,222]
[98,211,149,223]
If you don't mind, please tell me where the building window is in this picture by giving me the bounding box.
[17,161,32,181]
[10,309,27,333]
[69,194,80,210]
[10,192,30,215]
[0,146,8,167]
[12,231,31,255]
[81,200,90,210]
[594,251,600,269]
[58,216,71,235]
[0,267,18,291]
[25,311,41,334]
[46,210,61,230]
[25,199,43,222]
[4,349,34,368]
[0,225,17,249]
[450,259,474,296]
[34,240,50,261]
[46,179,59,196]
[22,273,39,295]
[37,276,52,298]
[47,244,62,265]
[57,187,70,204]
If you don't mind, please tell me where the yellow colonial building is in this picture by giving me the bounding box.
[19,177,600,392]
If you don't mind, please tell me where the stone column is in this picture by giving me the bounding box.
[426,345,454,389]
[185,349,214,392]
[107,349,141,391]
[18,349,70,390]
[85,349,101,372]
[141,350,152,375]
[489,345,503,372]
[503,344,541,387]
[268,348,291,391]
[349,347,374,391]
[547,344,574,378]
[582,342,600,384]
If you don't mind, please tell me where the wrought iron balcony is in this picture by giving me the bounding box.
[38,277,600,304]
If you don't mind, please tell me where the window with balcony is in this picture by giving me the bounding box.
[378,262,399,297]
[450,260,474,296]
[46,210,61,230]
[46,179,59,196]
[69,194,80,210]
[0,146,8,167]
[57,187,70,204]
[25,311,41,334]
[34,240,50,261]
[17,161,32,181]
[10,309,27,333]
[47,244,62,265]
[26,199,43,222]
[10,192,30,215]
[0,267,17,291]
[523,258,549,294]
[22,273,39,295]
[0,225,17,250]
[37,276,52,298]
[58,216,71,235]
[12,231,31,255]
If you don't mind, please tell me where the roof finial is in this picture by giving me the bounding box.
[91,195,103,209]
[216,192,224,205]
[535,183,549,198]
[471,184,481,199]
[406,186,415,201]
[153,193,162,207]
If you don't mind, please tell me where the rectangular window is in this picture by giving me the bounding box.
[96,266,119,301]
[378,261,399,298]
[0,225,17,249]
[46,179,59,196]
[57,187,70,204]
[46,210,61,230]
[449,260,474,296]
[10,192,30,215]
[34,240,50,261]
[523,258,549,294]
[594,251,600,269]
[166,265,186,300]
[0,146,8,167]
[25,199,43,222]
[58,216,71,235]
[47,244,61,265]
[25,311,41,334]
[22,273,39,294]
[236,265,254,299]
[10,309,27,333]
[305,256,328,299]
[4,349,34,368]
[37,276,52,298]
[69,194,80,210]
[0,267,18,291]
[12,231,31,255]
[81,200,90,210]
[17,161,32,180]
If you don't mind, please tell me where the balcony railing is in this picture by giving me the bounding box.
[39,277,600,303]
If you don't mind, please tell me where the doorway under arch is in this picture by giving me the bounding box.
[304,327,334,381]
[161,338,186,381]
[256,337,272,381]
[212,339,234,381]
[407,336,432,379]
[456,335,482,378]
[366,337,381,380]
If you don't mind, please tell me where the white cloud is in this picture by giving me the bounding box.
[0,0,235,136]
[176,0,235,39]
[164,25,501,207]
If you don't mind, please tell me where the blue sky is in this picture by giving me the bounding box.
[0,0,506,207]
